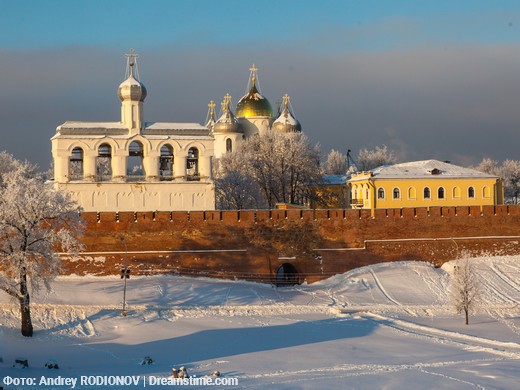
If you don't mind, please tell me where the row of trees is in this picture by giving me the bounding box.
[215,133,399,210]
[324,145,397,175]
[0,152,83,337]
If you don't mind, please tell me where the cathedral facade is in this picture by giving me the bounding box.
[51,53,301,212]
[208,65,301,158]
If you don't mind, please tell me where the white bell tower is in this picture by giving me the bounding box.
[117,49,147,135]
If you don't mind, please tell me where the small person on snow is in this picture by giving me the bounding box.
[171,368,178,378]
[178,366,189,379]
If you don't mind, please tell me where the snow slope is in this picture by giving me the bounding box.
[1,256,520,389]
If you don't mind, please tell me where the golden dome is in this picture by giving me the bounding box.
[213,94,243,134]
[235,84,274,118]
[235,65,274,118]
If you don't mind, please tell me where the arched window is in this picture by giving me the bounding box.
[408,187,416,200]
[424,187,431,199]
[438,187,445,199]
[468,186,475,198]
[483,186,491,198]
[96,143,112,181]
[377,187,385,199]
[226,138,233,153]
[453,186,461,199]
[127,141,145,181]
[69,147,83,180]
[187,147,199,180]
[365,188,369,200]
[393,187,400,199]
[160,145,174,181]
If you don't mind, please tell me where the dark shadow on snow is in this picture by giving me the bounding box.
[81,317,376,367]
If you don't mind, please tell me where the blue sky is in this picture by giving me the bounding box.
[2,1,520,168]
[2,1,518,50]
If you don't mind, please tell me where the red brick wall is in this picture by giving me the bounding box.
[62,206,520,283]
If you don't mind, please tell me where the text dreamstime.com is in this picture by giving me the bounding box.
[3,375,239,387]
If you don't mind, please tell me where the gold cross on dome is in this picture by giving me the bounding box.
[224,93,232,102]
[249,64,258,73]
[124,48,139,65]
[208,100,216,117]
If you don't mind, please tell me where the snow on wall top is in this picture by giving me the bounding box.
[56,121,210,136]
[367,160,498,179]
[57,121,127,130]
[145,122,207,131]
[142,122,210,136]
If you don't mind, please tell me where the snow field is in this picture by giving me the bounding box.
[0,256,519,389]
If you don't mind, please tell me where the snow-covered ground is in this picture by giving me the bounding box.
[1,255,520,389]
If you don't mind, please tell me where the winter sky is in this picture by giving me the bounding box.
[2,0,520,169]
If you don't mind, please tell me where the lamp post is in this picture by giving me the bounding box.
[120,236,130,316]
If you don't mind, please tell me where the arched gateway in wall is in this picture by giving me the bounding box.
[275,263,299,286]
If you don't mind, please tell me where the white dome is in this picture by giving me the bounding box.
[117,63,147,102]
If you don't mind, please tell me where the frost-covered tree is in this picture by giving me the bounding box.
[356,145,397,172]
[0,154,83,337]
[450,258,481,325]
[215,131,322,209]
[215,171,263,210]
[0,151,31,185]
[214,152,263,210]
[325,149,348,175]
[500,159,520,204]
[473,157,500,176]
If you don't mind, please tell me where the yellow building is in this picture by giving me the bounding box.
[349,160,503,212]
